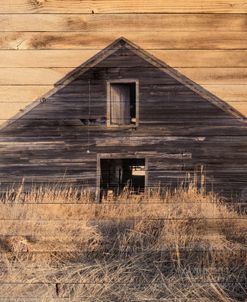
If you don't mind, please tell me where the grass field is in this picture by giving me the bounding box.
[0,183,246,301]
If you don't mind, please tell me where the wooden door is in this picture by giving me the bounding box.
[110,84,131,125]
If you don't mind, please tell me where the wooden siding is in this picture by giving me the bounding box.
[1,1,247,13]
[0,3,247,299]
[0,1,247,122]
[0,45,246,199]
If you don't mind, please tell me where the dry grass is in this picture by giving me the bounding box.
[0,183,246,301]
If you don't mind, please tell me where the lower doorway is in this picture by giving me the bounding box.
[100,158,146,196]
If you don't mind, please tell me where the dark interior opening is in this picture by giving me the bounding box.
[80,117,106,125]
[100,158,145,195]
[109,83,136,125]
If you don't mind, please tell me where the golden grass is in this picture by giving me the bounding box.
[0,183,246,301]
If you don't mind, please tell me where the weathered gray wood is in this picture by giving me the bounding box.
[0,38,246,199]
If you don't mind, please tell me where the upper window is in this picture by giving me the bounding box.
[107,80,139,127]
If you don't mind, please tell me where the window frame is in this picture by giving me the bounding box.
[106,79,139,128]
[96,153,148,200]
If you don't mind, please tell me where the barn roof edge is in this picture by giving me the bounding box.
[0,37,246,131]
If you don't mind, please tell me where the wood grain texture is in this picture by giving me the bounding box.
[0,3,247,296]
[0,46,246,200]
[0,86,51,102]
[1,85,247,102]
[1,50,247,67]
[1,0,247,13]
[1,67,247,85]
[0,1,247,119]
[1,14,247,32]
[0,85,246,120]
[1,32,247,50]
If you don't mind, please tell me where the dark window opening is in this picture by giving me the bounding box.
[80,117,106,126]
[109,83,136,125]
[100,158,145,195]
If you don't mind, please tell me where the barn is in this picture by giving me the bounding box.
[0,37,247,200]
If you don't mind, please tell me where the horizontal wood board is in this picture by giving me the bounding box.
[0,3,247,298]
[0,3,247,120]
[0,45,246,200]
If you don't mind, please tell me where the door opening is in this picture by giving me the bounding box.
[100,158,145,196]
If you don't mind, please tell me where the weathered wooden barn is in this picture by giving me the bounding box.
[0,37,247,200]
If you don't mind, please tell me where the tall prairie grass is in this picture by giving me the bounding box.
[0,183,246,301]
